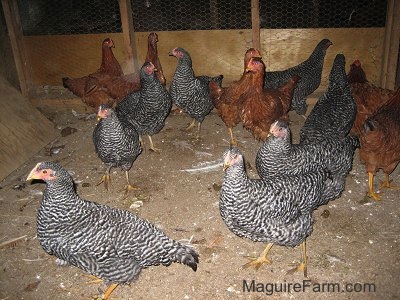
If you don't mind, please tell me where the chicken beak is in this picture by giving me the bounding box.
[223,162,230,172]
[26,163,41,181]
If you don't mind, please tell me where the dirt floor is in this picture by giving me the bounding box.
[0,105,399,300]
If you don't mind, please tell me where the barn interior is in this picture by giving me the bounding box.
[0,0,399,299]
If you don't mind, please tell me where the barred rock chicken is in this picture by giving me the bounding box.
[26,161,199,299]
[256,120,358,204]
[347,59,396,137]
[93,105,142,194]
[239,57,300,141]
[62,38,121,109]
[264,39,332,116]
[267,54,359,202]
[220,147,332,276]
[209,48,262,145]
[359,88,400,201]
[116,62,172,152]
[300,54,357,143]
[169,47,223,139]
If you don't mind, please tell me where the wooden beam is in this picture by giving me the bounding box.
[1,0,32,96]
[380,0,400,89]
[118,0,139,74]
[251,0,261,50]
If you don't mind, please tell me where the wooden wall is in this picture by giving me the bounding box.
[0,77,57,180]
[23,28,385,97]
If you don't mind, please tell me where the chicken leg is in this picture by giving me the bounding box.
[195,122,201,140]
[228,128,238,146]
[380,173,400,189]
[367,172,382,201]
[102,283,119,300]
[184,119,202,139]
[124,171,139,195]
[242,243,273,270]
[287,240,308,277]
[184,119,197,131]
[83,275,119,300]
[96,166,112,191]
[148,135,161,153]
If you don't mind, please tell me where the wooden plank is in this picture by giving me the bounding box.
[380,0,400,90]
[1,0,31,96]
[119,0,139,74]
[23,33,126,86]
[251,0,261,50]
[0,76,57,180]
[30,97,94,114]
[23,28,385,91]
[261,28,386,90]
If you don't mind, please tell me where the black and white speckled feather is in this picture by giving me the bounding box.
[300,54,357,143]
[116,62,172,136]
[93,106,142,172]
[264,39,332,115]
[169,47,223,123]
[115,92,140,120]
[220,148,331,248]
[256,120,358,204]
[30,161,199,285]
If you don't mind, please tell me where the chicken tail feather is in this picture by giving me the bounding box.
[171,242,199,272]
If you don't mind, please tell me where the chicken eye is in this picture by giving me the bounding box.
[43,170,47,174]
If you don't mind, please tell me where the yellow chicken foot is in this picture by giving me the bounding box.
[185,119,197,131]
[367,172,382,201]
[123,171,139,195]
[83,275,119,300]
[287,240,308,277]
[380,173,400,189]
[243,243,273,270]
[96,167,111,191]
[148,135,161,153]
[102,283,119,300]
[83,274,103,284]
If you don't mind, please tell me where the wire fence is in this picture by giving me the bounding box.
[17,0,387,35]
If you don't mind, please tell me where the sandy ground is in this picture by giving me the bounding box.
[0,107,399,300]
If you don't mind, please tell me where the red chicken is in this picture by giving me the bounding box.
[209,48,262,145]
[359,88,400,201]
[146,32,166,86]
[347,60,396,136]
[98,32,165,100]
[62,38,119,109]
[239,57,300,141]
[63,33,165,109]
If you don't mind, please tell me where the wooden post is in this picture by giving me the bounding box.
[118,0,139,74]
[380,0,400,89]
[1,0,32,96]
[251,0,261,51]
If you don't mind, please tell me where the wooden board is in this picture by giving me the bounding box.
[0,77,57,180]
[23,28,385,93]
[261,28,385,90]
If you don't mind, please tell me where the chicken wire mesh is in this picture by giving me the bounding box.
[17,0,122,35]
[17,0,387,35]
